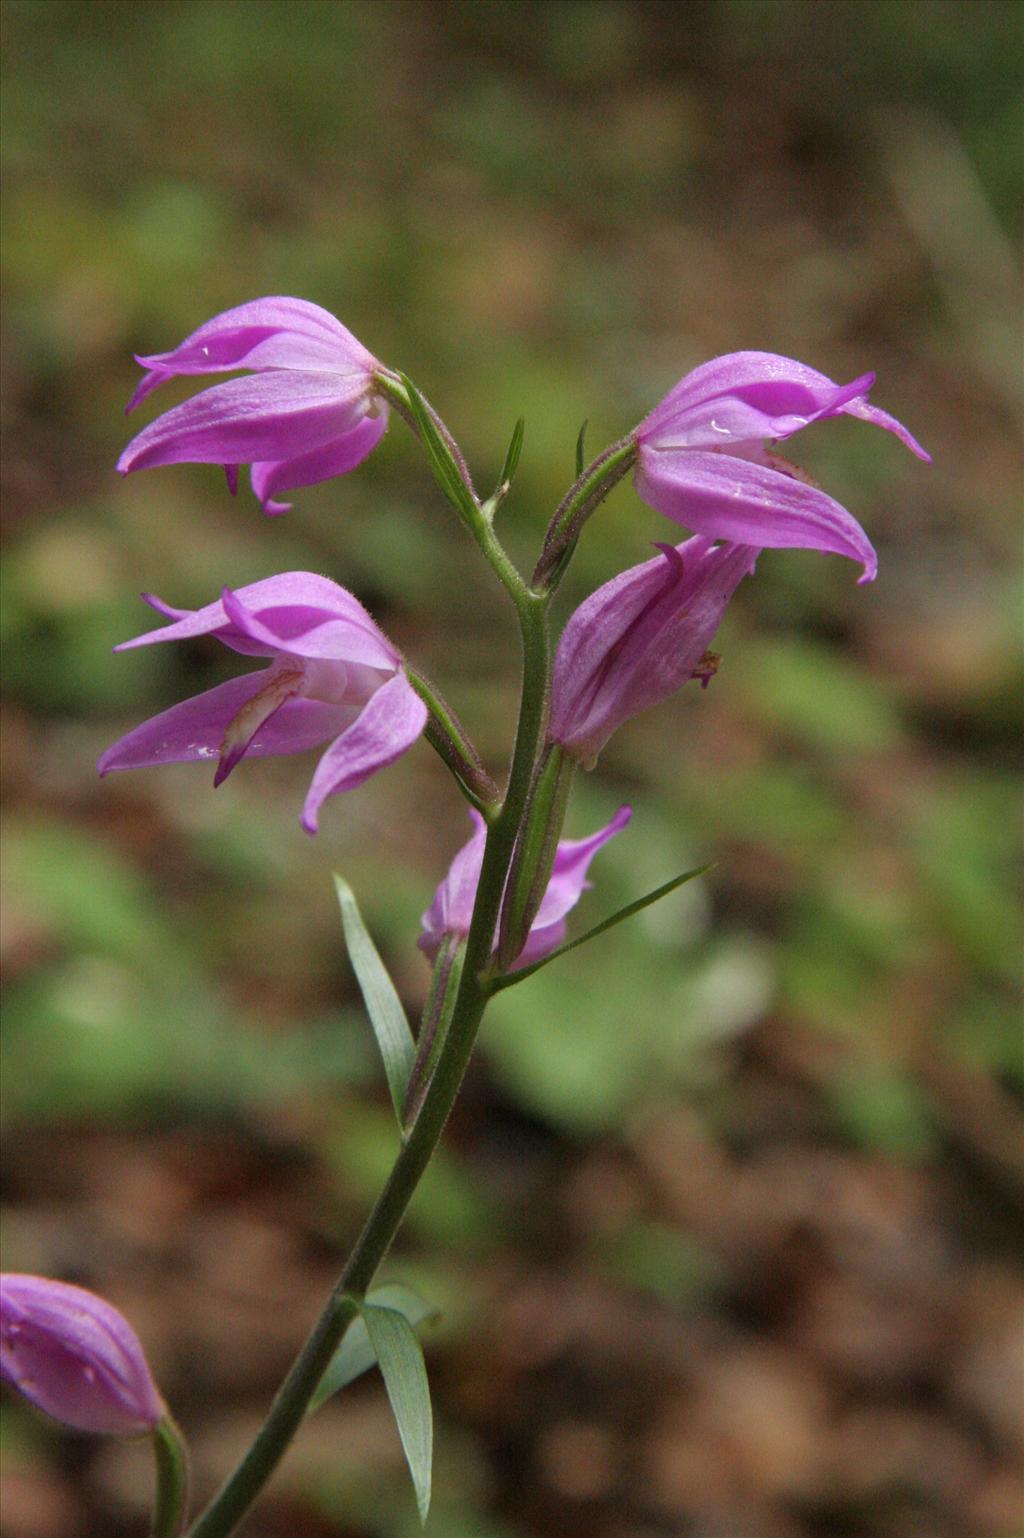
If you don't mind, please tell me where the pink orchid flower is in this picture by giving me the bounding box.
[634,351,930,583]
[421,806,632,967]
[118,298,387,514]
[98,572,427,834]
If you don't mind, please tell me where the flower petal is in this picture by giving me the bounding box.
[843,396,932,461]
[550,539,756,761]
[302,671,428,834]
[139,592,190,621]
[419,810,488,956]
[515,916,567,968]
[218,581,399,670]
[250,411,388,514]
[97,672,354,775]
[116,573,399,669]
[549,546,691,755]
[126,297,379,411]
[213,665,306,785]
[118,372,374,474]
[419,806,630,964]
[635,447,878,582]
[531,805,633,929]
[638,350,930,465]
[638,353,874,448]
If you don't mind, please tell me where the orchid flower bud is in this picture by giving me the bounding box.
[1,1274,164,1437]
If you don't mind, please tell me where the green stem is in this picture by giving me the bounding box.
[402,935,466,1126]
[496,742,575,970]
[152,1415,189,1538]
[184,586,551,1538]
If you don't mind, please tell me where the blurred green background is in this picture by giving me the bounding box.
[1,2,1021,1535]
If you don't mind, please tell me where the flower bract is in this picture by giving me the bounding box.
[420,805,632,966]
[1,1274,164,1437]
[634,351,930,583]
[118,297,388,514]
[98,572,428,833]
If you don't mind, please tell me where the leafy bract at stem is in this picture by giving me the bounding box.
[308,1285,440,1413]
[532,437,637,593]
[362,1304,434,1525]
[403,935,466,1127]
[375,370,535,613]
[484,415,525,518]
[406,669,500,814]
[333,876,416,1124]
[490,863,715,992]
[395,372,481,530]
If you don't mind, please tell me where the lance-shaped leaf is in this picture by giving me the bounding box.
[334,875,415,1123]
[491,863,713,992]
[363,1302,434,1524]
[499,414,525,489]
[308,1284,440,1413]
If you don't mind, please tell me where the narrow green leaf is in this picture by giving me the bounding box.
[491,864,714,992]
[363,1303,434,1524]
[575,418,588,478]
[399,372,479,526]
[333,875,415,1123]
[497,415,525,494]
[309,1285,440,1413]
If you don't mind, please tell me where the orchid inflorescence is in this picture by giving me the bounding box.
[3,299,928,1536]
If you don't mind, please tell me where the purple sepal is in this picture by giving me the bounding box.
[419,811,489,949]
[301,671,428,834]
[550,536,756,765]
[250,412,387,515]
